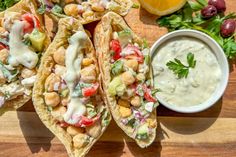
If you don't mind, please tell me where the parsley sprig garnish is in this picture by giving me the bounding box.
[157,0,236,59]
[166,53,196,79]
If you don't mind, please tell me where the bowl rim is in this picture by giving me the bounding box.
[150,29,229,113]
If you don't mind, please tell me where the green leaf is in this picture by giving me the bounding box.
[37,4,46,14]
[188,1,204,11]
[0,61,18,82]
[132,3,140,9]
[51,4,63,14]
[111,60,123,75]
[196,0,208,7]
[187,52,196,68]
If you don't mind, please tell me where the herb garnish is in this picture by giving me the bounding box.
[157,0,236,59]
[0,0,19,11]
[166,53,196,79]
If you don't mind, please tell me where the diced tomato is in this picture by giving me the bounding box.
[21,13,40,34]
[0,43,7,51]
[82,83,99,97]
[110,39,121,61]
[123,44,144,63]
[74,115,100,127]
[143,84,157,102]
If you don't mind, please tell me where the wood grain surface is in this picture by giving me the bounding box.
[1,0,236,157]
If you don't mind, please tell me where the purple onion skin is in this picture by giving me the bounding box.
[208,0,226,13]
[221,19,236,38]
[201,5,218,19]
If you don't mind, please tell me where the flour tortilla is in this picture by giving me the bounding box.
[94,12,157,148]
[33,17,111,157]
[48,0,133,24]
[0,0,50,115]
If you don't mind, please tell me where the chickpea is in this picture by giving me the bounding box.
[67,126,84,136]
[64,4,79,17]
[0,49,9,64]
[146,118,156,128]
[136,73,145,82]
[44,92,60,107]
[119,106,132,118]
[53,46,65,66]
[121,71,135,86]
[80,65,96,83]
[51,106,67,122]
[91,3,105,12]
[131,96,141,107]
[54,64,66,77]
[124,59,138,71]
[118,99,130,108]
[21,67,36,79]
[73,133,89,148]
[85,122,101,138]
[82,11,94,19]
[82,58,93,67]
[0,70,6,84]
[45,73,61,92]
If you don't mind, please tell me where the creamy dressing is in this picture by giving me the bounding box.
[0,81,25,100]
[153,37,222,107]
[63,31,90,125]
[21,75,36,87]
[8,21,38,69]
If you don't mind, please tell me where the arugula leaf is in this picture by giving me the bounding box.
[166,53,196,79]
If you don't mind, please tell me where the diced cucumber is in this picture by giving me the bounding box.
[136,123,149,140]
[108,76,122,96]
[29,29,46,52]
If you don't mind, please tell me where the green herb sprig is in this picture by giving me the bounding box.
[157,0,236,59]
[0,0,19,11]
[166,53,196,79]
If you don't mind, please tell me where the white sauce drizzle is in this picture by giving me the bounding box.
[8,21,38,69]
[63,31,90,125]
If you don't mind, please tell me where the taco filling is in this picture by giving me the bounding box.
[108,29,159,141]
[0,12,47,108]
[38,0,132,23]
[43,29,110,149]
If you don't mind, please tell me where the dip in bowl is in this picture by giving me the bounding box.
[151,30,229,113]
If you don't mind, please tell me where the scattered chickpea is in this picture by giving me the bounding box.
[53,46,66,65]
[45,73,61,92]
[44,92,60,107]
[118,99,130,108]
[121,71,135,86]
[146,118,157,128]
[51,106,67,122]
[80,65,96,83]
[21,67,36,79]
[119,106,132,118]
[82,58,93,66]
[124,59,139,71]
[0,49,9,64]
[130,96,141,107]
[82,11,94,19]
[73,133,89,148]
[54,64,66,77]
[67,126,84,136]
[85,122,102,138]
[61,97,69,106]
[64,4,79,17]
[91,3,105,12]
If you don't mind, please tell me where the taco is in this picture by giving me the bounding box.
[38,0,133,24]
[94,12,158,148]
[33,17,111,157]
[0,0,50,114]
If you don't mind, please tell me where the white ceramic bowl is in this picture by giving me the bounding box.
[151,30,229,113]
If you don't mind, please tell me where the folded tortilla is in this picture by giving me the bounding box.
[94,12,157,148]
[41,0,133,24]
[0,0,50,115]
[33,17,111,157]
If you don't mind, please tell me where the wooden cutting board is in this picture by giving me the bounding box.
[1,0,236,156]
